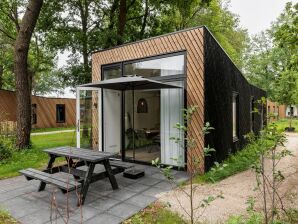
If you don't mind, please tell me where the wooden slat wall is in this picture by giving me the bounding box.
[0,89,76,128]
[92,27,205,172]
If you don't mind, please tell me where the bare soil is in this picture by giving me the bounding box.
[158,133,298,223]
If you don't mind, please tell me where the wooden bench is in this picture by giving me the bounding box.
[20,168,81,193]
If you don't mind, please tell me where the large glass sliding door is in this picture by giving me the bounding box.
[123,53,185,166]
[101,52,185,166]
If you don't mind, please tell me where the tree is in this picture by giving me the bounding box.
[275,70,298,129]
[244,1,298,109]
[0,0,62,94]
[14,0,43,149]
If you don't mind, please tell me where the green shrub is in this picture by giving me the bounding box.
[196,137,274,183]
[226,212,263,224]
[0,136,15,162]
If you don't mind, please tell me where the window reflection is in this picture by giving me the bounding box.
[124,55,184,78]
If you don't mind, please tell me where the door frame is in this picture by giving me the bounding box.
[76,87,101,149]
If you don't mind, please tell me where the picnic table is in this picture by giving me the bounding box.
[20,147,133,205]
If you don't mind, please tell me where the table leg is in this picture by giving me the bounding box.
[103,160,118,190]
[38,155,56,191]
[79,163,95,206]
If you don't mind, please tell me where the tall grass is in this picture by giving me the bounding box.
[196,138,273,183]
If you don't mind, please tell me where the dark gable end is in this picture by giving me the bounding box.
[203,27,266,171]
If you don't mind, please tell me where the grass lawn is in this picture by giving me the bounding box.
[0,210,18,224]
[272,118,298,132]
[0,131,76,179]
[124,203,186,224]
[31,126,75,133]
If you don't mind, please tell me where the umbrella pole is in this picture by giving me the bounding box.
[132,88,135,161]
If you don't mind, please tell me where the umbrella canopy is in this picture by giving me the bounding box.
[78,75,182,90]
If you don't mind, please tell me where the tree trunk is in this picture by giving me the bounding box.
[0,65,3,89]
[14,0,43,149]
[140,0,149,40]
[117,0,126,45]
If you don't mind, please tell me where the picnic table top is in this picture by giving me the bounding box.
[44,146,117,163]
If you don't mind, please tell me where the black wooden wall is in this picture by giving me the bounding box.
[203,27,266,171]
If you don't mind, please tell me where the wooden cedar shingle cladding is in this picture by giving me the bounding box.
[0,89,76,128]
[203,29,266,170]
[92,27,206,172]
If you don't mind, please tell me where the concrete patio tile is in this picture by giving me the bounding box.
[1,197,41,219]
[88,196,121,211]
[108,188,137,201]
[70,206,101,222]
[84,212,122,224]
[39,190,100,210]
[141,186,167,198]
[0,185,36,202]
[45,217,80,224]
[151,172,168,180]
[137,176,162,186]
[18,209,54,224]
[124,183,150,193]
[154,180,174,191]
[125,194,156,208]
[107,202,142,219]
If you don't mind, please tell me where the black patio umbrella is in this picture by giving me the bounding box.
[79,75,182,161]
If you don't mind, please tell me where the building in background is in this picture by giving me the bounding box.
[0,89,76,129]
[267,100,286,120]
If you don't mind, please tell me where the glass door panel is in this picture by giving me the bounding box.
[124,90,161,163]
[76,89,99,149]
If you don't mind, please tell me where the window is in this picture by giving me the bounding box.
[232,92,239,141]
[290,107,294,116]
[56,104,65,123]
[250,97,254,132]
[103,65,121,80]
[268,106,270,113]
[123,54,184,78]
[32,104,37,125]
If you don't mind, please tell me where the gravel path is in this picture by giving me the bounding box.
[158,133,298,223]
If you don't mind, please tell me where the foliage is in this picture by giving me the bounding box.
[34,0,249,88]
[125,203,186,224]
[0,0,64,94]
[226,209,298,224]
[0,131,76,179]
[244,2,298,103]
[226,212,263,224]
[0,209,18,224]
[273,119,298,133]
[153,106,221,224]
[0,136,15,162]
[251,121,291,223]
[196,134,274,183]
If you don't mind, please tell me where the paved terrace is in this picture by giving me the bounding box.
[0,164,187,224]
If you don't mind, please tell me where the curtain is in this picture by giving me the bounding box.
[160,81,184,167]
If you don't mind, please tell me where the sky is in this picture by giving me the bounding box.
[50,0,297,98]
[229,0,297,35]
